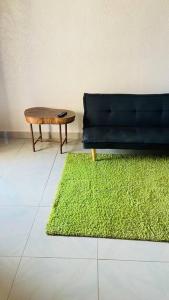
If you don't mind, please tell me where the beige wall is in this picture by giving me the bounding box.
[0,0,169,133]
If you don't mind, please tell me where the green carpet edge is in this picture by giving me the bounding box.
[46,153,169,242]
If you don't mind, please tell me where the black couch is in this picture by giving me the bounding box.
[83,93,169,160]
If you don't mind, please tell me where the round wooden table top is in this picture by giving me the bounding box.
[24,107,75,125]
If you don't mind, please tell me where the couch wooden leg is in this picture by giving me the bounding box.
[91,149,96,161]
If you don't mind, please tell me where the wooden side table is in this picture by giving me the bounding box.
[24,107,75,153]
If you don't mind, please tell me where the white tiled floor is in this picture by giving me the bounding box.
[0,138,169,300]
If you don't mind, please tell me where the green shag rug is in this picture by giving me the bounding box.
[46,153,169,242]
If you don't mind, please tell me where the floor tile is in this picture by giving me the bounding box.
[99,260,169,300]
[0,139,24,177]
[0,257,20,300]
[0,207,37,256]
[22,138,59,154]
[61,139,84,154]
[40,154,66,206]
[98,238,169,262]
[9,257,98,300]
[0,176,44,207]
[0,141,57,206]
[24,207,97,258]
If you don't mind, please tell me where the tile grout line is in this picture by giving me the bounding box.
[38,148,59,206]
[95,258,169,263]
[97,239,100,300]
[7,256,23,300]
[0,205,49,207]
[2,139,30,298]
[7,146,60,300]
[2,255,169,263]
[21,147,60,255]
[2,256,97,260]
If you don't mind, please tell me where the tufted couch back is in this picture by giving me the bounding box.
[83,93,169,128]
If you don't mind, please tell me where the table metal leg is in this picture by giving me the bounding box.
[39,124,42,142]
[30,124,35,152]
[59,124,62,154]
[65,123,67,143]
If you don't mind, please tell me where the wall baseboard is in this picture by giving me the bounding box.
[0,131,82,140]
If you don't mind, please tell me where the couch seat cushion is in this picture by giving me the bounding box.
[83,127,169,145]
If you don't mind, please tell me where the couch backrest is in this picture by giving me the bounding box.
[83,93,169,127]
